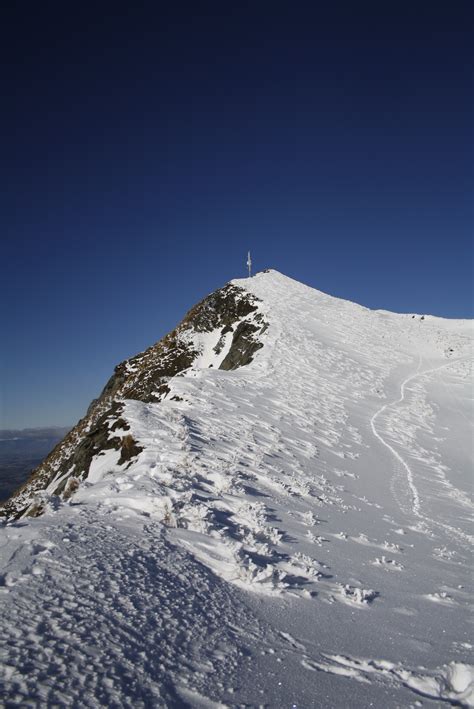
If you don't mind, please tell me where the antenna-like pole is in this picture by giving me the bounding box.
[247,251,252,278]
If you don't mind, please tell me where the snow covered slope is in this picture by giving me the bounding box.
[1,270,473,708]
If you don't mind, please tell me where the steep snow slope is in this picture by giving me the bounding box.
[1,270,473,708]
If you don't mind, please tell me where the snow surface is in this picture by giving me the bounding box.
[1,270,473,707]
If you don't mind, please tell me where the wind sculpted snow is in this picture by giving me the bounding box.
[1,270,473,707]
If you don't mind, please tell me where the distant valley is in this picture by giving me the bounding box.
[0,428,70,502]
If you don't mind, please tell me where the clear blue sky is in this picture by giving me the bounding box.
[1,1,472,429]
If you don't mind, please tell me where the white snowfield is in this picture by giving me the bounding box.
[1,270,473,708]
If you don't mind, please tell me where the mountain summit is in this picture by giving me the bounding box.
[1,270,473,707]
[1,278,268,519]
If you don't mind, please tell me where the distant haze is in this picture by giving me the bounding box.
[0,427,71,502]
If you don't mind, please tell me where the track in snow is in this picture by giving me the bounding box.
[370,355,423,518]
[370,356,473,545]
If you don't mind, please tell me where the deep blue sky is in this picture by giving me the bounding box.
[2,1,473,428]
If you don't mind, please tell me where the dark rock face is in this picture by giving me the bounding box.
[1,283,266,520]
[220,319,266,371]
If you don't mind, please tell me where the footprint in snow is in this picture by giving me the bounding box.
[336,584,379,607]
[31,541,55,556]
[371,556,404,571]
[425,591,457,606]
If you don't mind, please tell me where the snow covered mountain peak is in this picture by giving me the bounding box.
[2,269,471,521]
[1,271,473,707]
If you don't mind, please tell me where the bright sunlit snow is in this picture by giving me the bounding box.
[1,270,473,707]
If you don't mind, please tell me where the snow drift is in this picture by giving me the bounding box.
[1,270,473,708]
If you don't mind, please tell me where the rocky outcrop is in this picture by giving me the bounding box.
[1,283,267,520]
[220,317,266,370]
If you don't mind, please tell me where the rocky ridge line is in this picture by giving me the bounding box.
[1,283,266,520]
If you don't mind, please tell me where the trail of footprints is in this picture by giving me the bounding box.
[126,414,455,606]
[1,513,276,707]
[110,326,469,608]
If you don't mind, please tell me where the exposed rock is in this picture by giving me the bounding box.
[118,435,143,466]
[220,321,264,370]
[213,326,232,355]
[1,282,267,520]
[62,477,80,501]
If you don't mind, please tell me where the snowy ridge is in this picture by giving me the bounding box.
[1,282,267,519]
[1,270,473,707]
